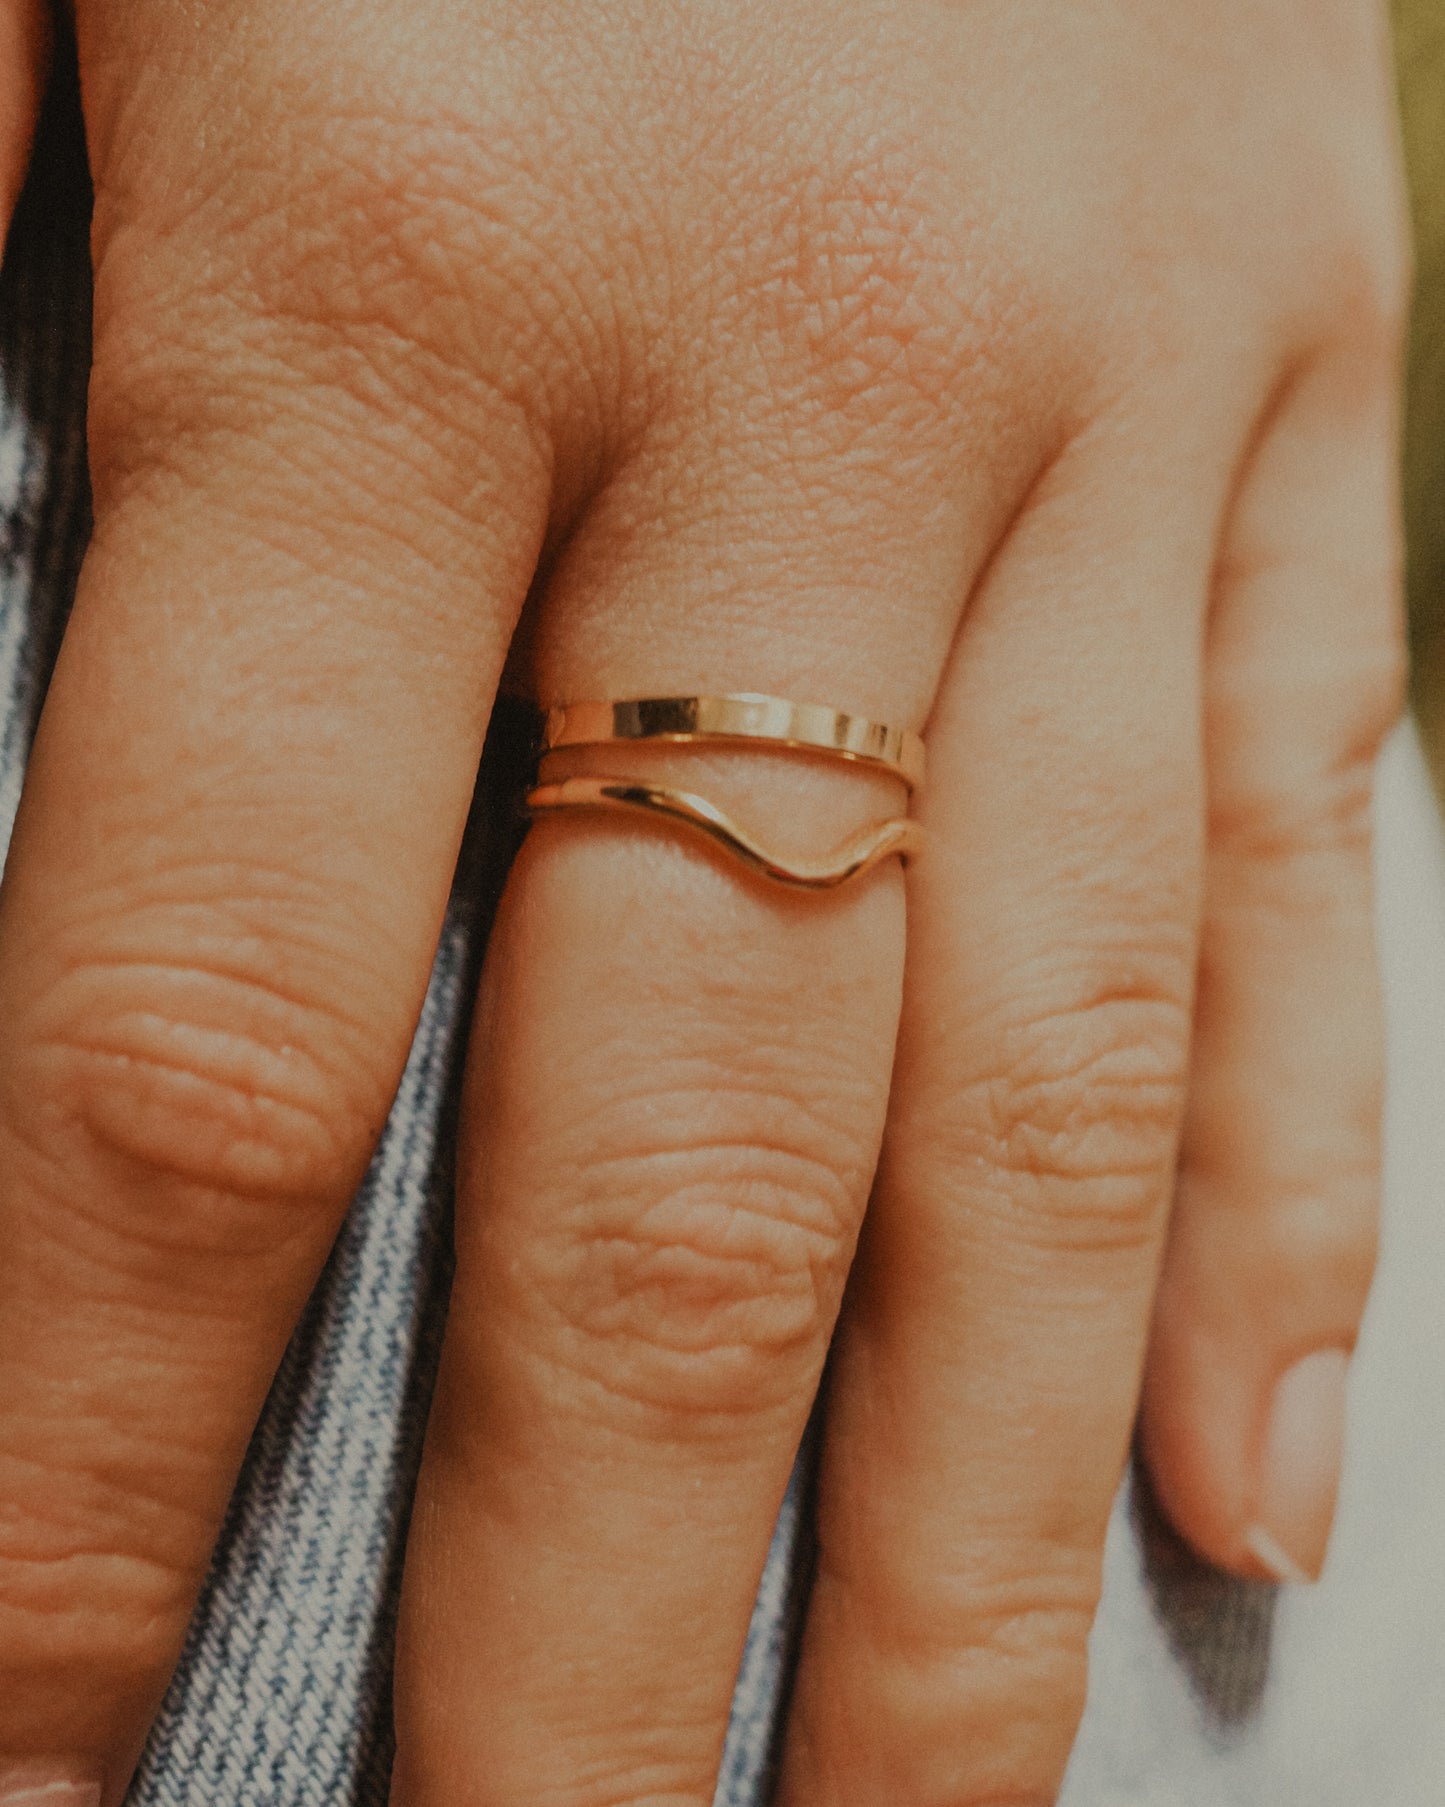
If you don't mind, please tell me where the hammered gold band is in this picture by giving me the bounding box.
[541,692,926,790]
[526,777,922,890]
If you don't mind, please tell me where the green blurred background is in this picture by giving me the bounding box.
[1398,0,1445,780]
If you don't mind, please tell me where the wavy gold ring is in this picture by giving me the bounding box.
[526,776,921,890]
[541,693,926,790]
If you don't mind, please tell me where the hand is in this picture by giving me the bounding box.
[0,2,1408,1802]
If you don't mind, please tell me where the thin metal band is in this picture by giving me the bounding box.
[541,693,926,790]
[526,776,922,890]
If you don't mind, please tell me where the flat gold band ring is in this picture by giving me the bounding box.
[541,692,926,790]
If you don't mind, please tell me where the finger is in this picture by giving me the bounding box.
[390,325,1051,1802]
[0,0,46,228]
[1140,337,1406,1584]
[776,393,1231,1803]
[0,147,549,1807]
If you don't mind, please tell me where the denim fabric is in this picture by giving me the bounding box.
[6,49,1445,1807]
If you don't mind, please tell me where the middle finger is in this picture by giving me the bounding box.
[389,295,1055,1804]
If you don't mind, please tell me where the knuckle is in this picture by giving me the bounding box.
[517,1080,873,1423]
[1210,756,1370,871]
[0,1459,196,1736]
[811,1539,1096,1803]
[1211,636,1405,869]
[878,1582,1092,1712]
[89,108,570,501]
[9,911,387,1253]
[938,983,1191,1256]
[759,166,959,398]
[738,133,1002,442]
[36,974,359,1205]
[215,119,567,402]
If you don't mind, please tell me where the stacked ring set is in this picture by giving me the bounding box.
[526,691,925,889]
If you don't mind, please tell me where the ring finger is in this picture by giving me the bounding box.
[779,377,1237,1802]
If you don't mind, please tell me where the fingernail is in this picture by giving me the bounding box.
[0,1779,103,1807]
[1244,1347,1349,1584]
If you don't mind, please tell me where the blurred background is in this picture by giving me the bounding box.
[1398,0,1445,780]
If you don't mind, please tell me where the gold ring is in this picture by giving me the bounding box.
[526,776,922,890]
[541,693,926,790]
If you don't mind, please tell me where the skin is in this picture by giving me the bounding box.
[0,0,1410,1802]
[0,0,42,223]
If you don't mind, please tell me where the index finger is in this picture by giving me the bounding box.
[0,108,550,1802]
